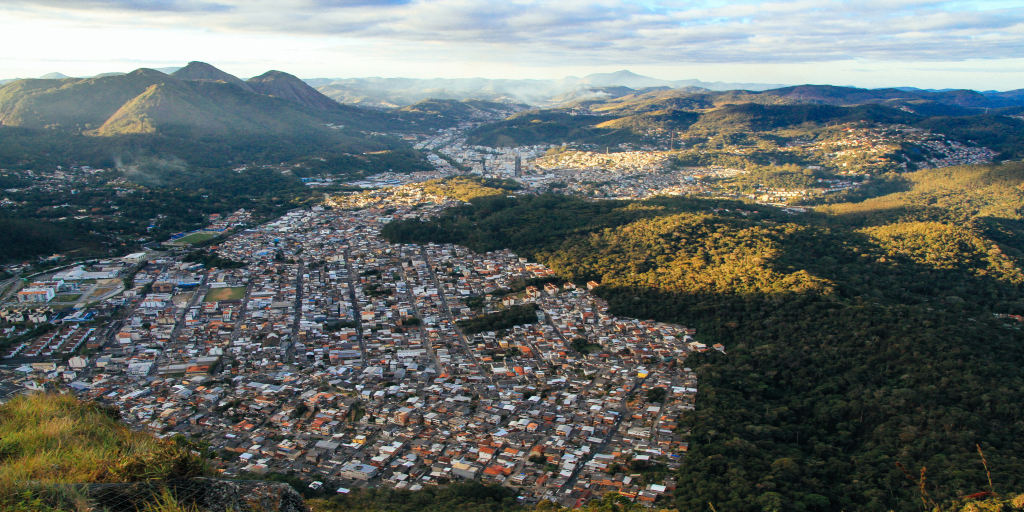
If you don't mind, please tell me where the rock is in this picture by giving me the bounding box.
[82,478,309,512]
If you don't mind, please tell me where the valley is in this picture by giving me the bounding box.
[2,62,1024,512]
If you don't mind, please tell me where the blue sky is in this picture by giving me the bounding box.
[2,0,1022,89]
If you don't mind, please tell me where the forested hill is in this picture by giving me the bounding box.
[382,162,1024,512]
[468,87,1024,160]
[0,63,410,170]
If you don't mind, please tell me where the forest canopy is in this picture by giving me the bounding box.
[382,161,1024,512]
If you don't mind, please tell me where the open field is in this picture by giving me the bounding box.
[202,286,246,302]
[174,232,218,245]
[172,292,195,307]
[52,294,83,303]
[89,287,117,297]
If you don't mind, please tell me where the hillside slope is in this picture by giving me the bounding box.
[0,63,411,169]
[248,70,342,111]
[171,60,255,93]
[381,164,1024,511]
[0,392,308,512]
[0,69,172,132]
[0,393,210,502]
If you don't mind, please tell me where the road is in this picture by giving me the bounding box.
[226,280,256,346]
[541,306,589,359]
[395,258,445,376]
[0,276,23,304]
[560,374,649,490]
[287,261,305,364]
[419,250,497,391]
[156,275,207,368]
[341,249,369,367]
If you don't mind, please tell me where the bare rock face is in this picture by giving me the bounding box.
[82,478,309,512]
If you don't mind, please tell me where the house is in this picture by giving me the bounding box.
[339,463,379,481]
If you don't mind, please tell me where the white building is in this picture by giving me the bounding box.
[18,287,55,303]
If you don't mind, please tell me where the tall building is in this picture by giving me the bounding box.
[514,155,522,177]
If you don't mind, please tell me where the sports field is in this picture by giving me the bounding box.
[202,286,246,302]
[175,232,217,245]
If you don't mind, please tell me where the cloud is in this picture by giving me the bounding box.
[2,0,1022,65]
[1,0,234,12]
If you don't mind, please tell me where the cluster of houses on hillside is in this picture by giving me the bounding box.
[1,192,717,508]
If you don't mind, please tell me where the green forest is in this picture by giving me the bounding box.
[0,166,325,263]
[382,161,1024,512]
[457,304,540,334]
[420,176,522,202]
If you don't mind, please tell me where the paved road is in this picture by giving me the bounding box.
[342,249,369,367]
[396,258,445,375]
[0,277,23,304]
[156,275,207,368]
[287,261,305,364]
[561,374,649,490]
[420,250,497,391]
[227,280,256,346]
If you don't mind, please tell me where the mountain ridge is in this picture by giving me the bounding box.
[171,61,255,93]
[248,70,341,111]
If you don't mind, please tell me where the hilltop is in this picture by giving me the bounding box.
[308,70,788,108]
[171,60,255,93]
[248,70,343,111]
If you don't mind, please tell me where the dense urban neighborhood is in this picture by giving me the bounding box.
[0,193,708,506]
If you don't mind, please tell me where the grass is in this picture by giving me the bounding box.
[202,286,246,302]
[173,232,218,245]
[0,393,211,510]
[52,294,83,303]
[90,286,117,297]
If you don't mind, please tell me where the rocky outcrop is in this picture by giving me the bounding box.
[80,478,309,512]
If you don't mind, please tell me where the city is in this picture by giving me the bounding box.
[0,191,712,507]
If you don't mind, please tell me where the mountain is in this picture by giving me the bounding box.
[89,77,327,137]
[0,63,409,171]
[171,61,255,93]
[310,71,788,107]
[578,70,787,91]
[0,68,176,132]
[38,72,69,79]
[465,101,925,147]
[392,98,528,128]
[247,70,341,111]
[987,88,1024,102]
[0,64,392,137]
[754,84,1023,112]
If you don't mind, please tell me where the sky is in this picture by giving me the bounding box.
[1,0,1022,90]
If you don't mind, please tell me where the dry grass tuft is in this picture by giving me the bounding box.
[0,392,211,510]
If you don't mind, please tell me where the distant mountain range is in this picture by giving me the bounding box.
[2,61,1022,170]
[304,70,790,107]
[6,67,1023,110]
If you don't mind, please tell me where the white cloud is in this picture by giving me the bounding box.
[0,0,1022,88]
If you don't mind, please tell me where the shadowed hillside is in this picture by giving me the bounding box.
[381,165,1024,511]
